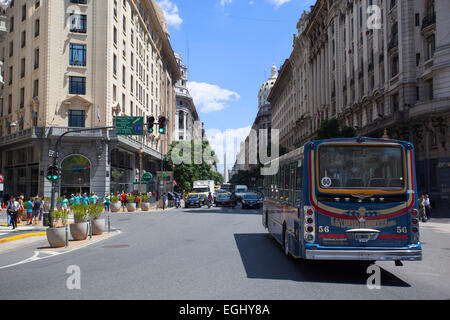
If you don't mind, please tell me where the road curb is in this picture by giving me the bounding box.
[0,232,47,244]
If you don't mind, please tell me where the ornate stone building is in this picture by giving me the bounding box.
[0,0,180,198]
[174,53,200,142]
[271,0,450,215]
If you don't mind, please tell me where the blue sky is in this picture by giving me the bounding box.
[156,0,315,175]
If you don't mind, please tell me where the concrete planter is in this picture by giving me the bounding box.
[46,227,66,248]
[126,203,136,212]
[110,202,121,212]
[92,219,105,235]
[141,202,151,211]
[70,222,88,241]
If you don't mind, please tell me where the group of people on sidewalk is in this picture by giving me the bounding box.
[418,194,432,222]
[1,195,46,229]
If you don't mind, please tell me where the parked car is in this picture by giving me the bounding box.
[185,194,201,208]
[215,193,231,207]
[242,193,261,209]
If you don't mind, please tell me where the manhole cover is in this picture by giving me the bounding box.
[102,244,130,249]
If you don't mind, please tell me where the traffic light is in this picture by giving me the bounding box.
[147,116,155,133]
[46,165,59,181]
[158,116,167,134]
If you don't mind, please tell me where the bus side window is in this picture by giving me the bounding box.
[289,162,295,204]
[296,158,303,204]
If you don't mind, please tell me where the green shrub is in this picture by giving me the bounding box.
[72,204,88,223]
[50,209,69,228]
[141,194,149,202]
[88,203,104,220]
[126,194,135,202]
[111,195,120,203]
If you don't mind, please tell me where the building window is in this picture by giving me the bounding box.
[113,54,117,75]
[8,66,12,85]
[34,48,39,69]
[69,44,86,66]
[10,16,14,33]
[392,93,399,113]
[426,78,433,101]
[34,19,40,37]
[21,4,26,21]
[20,87,24,108]
[21,31,26,48]
[70,0,87,4]
[391,54,399,77]
[35,0,40,9]
[69,14,87,33]
[113,26,117,45]
[425,34,435,60]
[69,76,86,95]
[33,79,39,98]
[8,94,12,114]
[9,41,13,57]
[20,58,25,78]
[68,110,86,128]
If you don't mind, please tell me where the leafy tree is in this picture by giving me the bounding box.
[316,118,356,140]
[166,140,219,193]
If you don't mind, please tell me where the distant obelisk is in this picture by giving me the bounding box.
[224,152,228,183]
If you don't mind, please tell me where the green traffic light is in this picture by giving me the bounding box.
[159,128,165,133]
[53,175,58,180]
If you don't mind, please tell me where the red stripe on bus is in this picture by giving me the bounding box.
[378,235,408,239]
[318,234,347,239]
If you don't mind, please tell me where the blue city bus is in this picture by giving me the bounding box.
[262,137,422,263]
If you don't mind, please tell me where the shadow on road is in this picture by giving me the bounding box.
[234,233,411,287]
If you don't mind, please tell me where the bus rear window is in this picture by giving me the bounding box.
[318,145,405,190]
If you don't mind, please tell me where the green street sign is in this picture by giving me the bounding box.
[115,117,144,136]
[143,172,153,182]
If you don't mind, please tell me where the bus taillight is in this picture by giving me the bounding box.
[304,206,315,243]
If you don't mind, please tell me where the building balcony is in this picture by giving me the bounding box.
[422,12,436,30]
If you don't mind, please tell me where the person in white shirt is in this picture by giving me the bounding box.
[424,194,431,220]
[7,197,20,229]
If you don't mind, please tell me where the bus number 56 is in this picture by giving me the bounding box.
[319,226,330,233]
[397,226,408,234]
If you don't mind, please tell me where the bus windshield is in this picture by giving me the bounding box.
[318,145,405,190]
[193,187,209,193]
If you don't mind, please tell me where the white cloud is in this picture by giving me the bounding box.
[155,0,183,29]
[187,82,240,113]
[219,0,233,6]
[206,126,252,175]
[268,0,291,9]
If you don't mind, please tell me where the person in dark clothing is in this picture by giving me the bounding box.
[7,197,20,230]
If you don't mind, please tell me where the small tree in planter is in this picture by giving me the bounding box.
[46,209,69,248]
[88,203,105,235]
[110,195,121,212]
[125,194,136,212]
[140,194,152,211]
[70,204,89,240]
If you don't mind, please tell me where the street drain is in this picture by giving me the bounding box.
[102,245,130,249]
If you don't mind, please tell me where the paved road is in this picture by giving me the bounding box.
[0,205,449,300]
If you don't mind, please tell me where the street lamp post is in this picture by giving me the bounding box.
[139,147,143,209]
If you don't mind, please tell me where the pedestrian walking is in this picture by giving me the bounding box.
[425,194,432,220]
[69,194,75,209]
[102,193,110,213]
[26,198,33,225]
[120,191,127,212]
[7,197,20,230]
[89,192,99,205]
[18,195,24,224]
[162,193,167,210]
[61,195,69,213]
[39,197,45,224]
[32,196,42,225]
[418,194,427,222]
[82,193,89,205]
[73,193,81,205]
